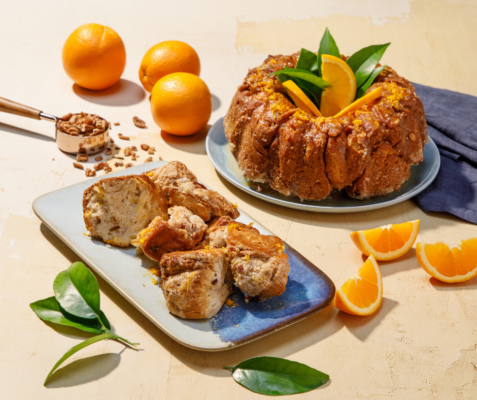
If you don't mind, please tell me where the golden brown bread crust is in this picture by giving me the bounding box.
[160,249,233,319]
[83,175,168,247]
[133,206,207,262]
[146,161,240,221]
[224,54,428,200]
[226,225,289,300]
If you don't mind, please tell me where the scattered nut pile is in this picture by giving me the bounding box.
[72,117,162,177]
[58,113,108,136]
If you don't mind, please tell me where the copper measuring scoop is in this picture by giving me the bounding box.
[0,97,109,155]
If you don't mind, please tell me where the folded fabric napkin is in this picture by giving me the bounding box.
[412,83,477,224]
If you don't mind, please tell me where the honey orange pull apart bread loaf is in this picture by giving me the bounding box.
[145,161,240,221]
[224,55,427,200]
[83,175,168,247]
[160,249,233,319]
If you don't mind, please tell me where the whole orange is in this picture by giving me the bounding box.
[139,41,200,93]
[151,73,211,136]
[62,23,126,90]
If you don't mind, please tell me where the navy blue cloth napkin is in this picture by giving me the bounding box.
[412,83,477,224]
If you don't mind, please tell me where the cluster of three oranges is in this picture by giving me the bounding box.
[62,23,211,136]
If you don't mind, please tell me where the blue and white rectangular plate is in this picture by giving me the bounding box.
[33,161,335,351]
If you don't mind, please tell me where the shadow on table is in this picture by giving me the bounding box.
[429,276,477,291]
[46,353,122,388]
[211,94,221,112]
[0,121,55,142]
[161,124,210,155]
[39,222,397,379]
[363,248,419,278]
[72,79,146,107]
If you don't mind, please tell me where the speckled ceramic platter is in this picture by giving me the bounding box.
[206,117,441,213]
[33,161,335,351]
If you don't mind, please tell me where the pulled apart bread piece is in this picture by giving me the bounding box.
[160,249,233,319]
[226,223,290,300]
[83,175,168,247]
[146,161,240,221]
[133,206,207,262]
[196,216,259,249]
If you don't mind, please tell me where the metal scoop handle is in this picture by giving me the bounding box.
[0,97,56,122]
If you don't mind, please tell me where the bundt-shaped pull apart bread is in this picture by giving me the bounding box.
[146,161,240,221]
[133,206,207,262]
[160,249,233,319]
[224,54,427,200]
[83,175,168,247]
[226,223,290,300]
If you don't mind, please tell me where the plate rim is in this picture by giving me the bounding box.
[206,117,441,213]
[32,161,336,351]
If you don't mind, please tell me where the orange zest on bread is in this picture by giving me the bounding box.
[350,220,420,261]
[335,255,382,316]
[416,238,477,283]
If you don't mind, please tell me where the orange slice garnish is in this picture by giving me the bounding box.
[320,54,357,117]
[334,87,382,118]
[335,255,382,316]
[282,80,322,117]
[416,238,477,283]
[350,220,420,261]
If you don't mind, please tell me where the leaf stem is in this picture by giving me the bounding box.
[223,366,235,371]
[102,329,139,347]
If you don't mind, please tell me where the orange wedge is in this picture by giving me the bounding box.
[334,87,382,118]
[335,255,382,316]
[350,220,420,261]
[320,54,357,117]
[416,238,477,283]
[282,80,322,117]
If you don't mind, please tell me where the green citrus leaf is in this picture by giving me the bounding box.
[44,332,115,385]
[356,65,387,99]
[224,356,329,396]
[272,68,330,90]
[346,43,390,88]
[296,48,319,74]
[317,27,340,76]
[294,78,322,108]
[30,297,103,334]
[53,262,101,321]
[100,310,111,330]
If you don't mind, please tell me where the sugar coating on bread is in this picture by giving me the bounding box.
[160,249,233,319]
[83,175,169,247]
[133,206,207,262]
[226,223,289,300]
[146,161,240,221]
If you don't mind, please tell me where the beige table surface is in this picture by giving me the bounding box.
[1,0,477,399]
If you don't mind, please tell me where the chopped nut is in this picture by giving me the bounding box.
[125,163,133,168]
[113,155,124,160]
[115,161,124,167]
[114,122,120,126]
[131,153,137,161]
[131,146,137,151]
[76,153,88,162]
[144,157,153,163]
[140,144,149,151]
[58,113,108,137]
[124,147,132,156]
[118,133,130,140]
[105,149,112,156]
[133,116,147,128]
[61,113,73,121]
[109,138,115,144]
[103,165,112,174]
[147,148,154,155]
[95,155,103,161]
[94,162,108,171]
[158,156,163,161]
[115,146,121,150]
[73,162,84,170]
[85,168,96,177]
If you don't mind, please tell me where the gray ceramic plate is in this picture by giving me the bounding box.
[206,117,441,213]
[33,161,335,351]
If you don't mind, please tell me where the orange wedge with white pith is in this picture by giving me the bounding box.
[335,255,382,316]
[282,80,322,117]
[320,54,357,117]
[416,239,477,283]
[334,87,383,118]
[350,220,420,261]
